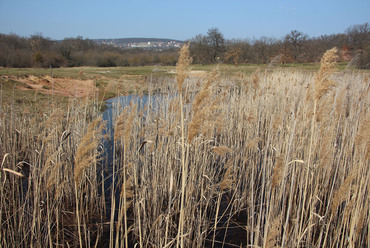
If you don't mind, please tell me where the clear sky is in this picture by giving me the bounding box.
[0,0,369,41]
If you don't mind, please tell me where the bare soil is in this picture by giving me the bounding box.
[6,75,97,98]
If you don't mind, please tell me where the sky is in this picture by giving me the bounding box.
[0,0,369,41]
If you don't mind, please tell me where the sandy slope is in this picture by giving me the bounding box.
[8,75,97,98]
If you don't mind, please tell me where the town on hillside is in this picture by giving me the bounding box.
[93,38,183,50]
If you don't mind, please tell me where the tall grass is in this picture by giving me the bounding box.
[0,47,369,247]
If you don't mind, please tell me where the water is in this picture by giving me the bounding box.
[102,93,173,130]
[100,93,172,217]
[101,93,162,167]
[103,94,148,131]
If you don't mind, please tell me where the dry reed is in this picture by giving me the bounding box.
[1,48,369,248]
[74,117,105,184]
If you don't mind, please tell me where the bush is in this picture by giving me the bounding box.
[359,45,370,69]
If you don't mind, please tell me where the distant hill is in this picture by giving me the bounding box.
[92,38,184,50]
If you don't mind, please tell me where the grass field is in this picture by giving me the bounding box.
[0,66,170,79]
[0,61,348,79]
[0,62,350,106]
[0,51,369,247]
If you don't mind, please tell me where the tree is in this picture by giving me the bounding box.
[358,43,370,69]
[251,37,278,64]
[345,23,369,51]
[283,30,308,62]
[189,34,212,64]
[224,45,242,66]
[0,34,33,67]
[207,28,225,62]
[225,39,251,66]
[345,23,370,68]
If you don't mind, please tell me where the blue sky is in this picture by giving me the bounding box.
[0,0,369,40]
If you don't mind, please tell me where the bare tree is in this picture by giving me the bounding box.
[345,23,369,50]
[251,37,279,64]
[345,23,370,68]
[283,30,308,62]
[207,28,226,62]
[189,34,212,64]
[225,39,251,66]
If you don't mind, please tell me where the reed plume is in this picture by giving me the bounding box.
[74,117,105,184]
[315,47,338,101]
[246,137,262,150]
[271,155,284,188]
[115,106,136,248]
[176,43,191,92]
[187,69,218,143]
[44,108,64,128]
[212,146,232,156]
[176,42,191,248]
[251,68,260,91]
[299,47,339,237]
[266,213,282,248]
[123,107,137,148]
[331,167,357,213]
[219,160,234,191]
[114,108,128,141]
[355,117,370,159]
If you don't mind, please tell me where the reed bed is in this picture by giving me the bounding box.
[0,47,369,247]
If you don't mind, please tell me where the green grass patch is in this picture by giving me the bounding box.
[0,66,176,80]
[191,62,351,74]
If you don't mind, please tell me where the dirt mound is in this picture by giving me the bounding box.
[10,75,97,98]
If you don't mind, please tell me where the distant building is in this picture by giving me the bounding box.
[93,38,184,50]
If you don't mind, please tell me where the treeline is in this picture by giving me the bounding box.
[1,23,369,68]
[0,34,179,68]
[190,24,369,68]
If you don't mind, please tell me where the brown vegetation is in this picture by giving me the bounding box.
[0,47,369,247]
